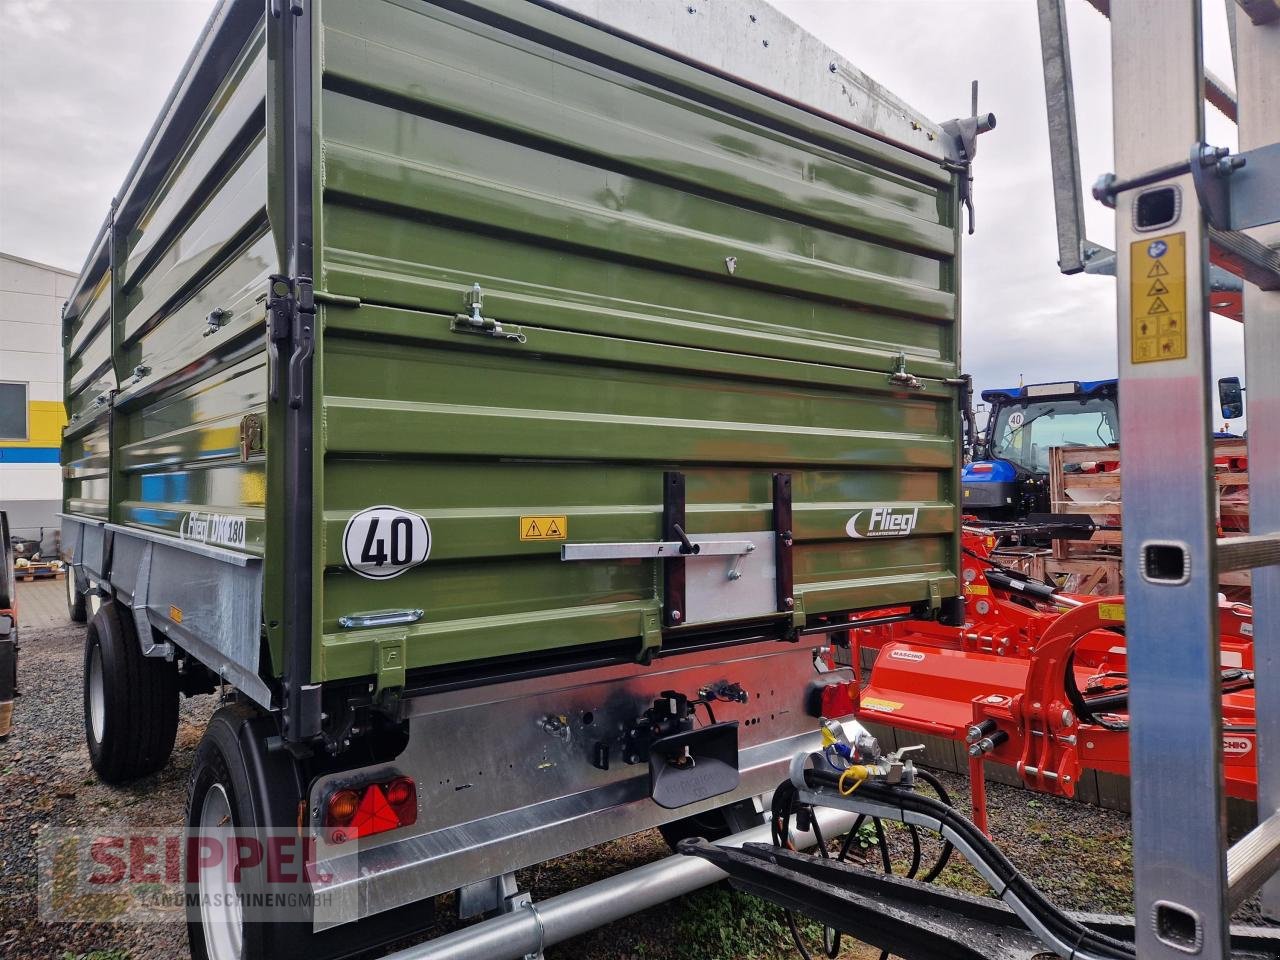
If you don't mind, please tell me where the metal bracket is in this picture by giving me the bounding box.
[663,471,688,627]
[452,282,527,344]
[132,541,174,659]
[372,633,408,697]
[1189,141,1280,232]
[940,81,997,234]
[456,871,520,920]
[773,473,798,628]
[1093,145,1280,292]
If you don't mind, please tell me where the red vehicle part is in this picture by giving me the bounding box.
[852,529,1257,834]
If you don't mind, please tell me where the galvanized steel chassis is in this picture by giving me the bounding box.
[307,634,831,928]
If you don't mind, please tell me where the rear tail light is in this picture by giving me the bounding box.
[805,672,859,719]
[821,679,859,718]
[324,776,418,844]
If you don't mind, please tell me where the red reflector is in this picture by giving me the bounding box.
[351,785,400,838]
[326,776,418,844]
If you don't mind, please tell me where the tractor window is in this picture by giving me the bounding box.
[990,397,1118,473]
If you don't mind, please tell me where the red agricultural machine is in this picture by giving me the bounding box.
[844,525,1257,833]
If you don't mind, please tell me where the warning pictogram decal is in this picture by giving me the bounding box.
[1130,233,1187,364]
[520,516,568,541]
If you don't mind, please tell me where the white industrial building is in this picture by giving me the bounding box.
[0,251,74,552]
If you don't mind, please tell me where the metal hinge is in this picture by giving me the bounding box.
[267,274,316,407]
[452,283,527,344]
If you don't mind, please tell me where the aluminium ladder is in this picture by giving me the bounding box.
[1104,2,1280,958]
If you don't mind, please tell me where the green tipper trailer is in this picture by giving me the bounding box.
[58,1,990,956]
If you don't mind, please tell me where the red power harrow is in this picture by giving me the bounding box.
[844,527,1256,833]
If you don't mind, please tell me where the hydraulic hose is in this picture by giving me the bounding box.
[773,770,955,960]
[801,769,1136,960]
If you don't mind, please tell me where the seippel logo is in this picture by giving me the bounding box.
[846,507,920,539]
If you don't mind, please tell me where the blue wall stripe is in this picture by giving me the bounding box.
[0,447,61,464]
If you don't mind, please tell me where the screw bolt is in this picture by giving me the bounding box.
[670,610,682,623]
[784,597,794,609]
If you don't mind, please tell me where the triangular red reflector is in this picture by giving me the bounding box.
[351,786,400,837]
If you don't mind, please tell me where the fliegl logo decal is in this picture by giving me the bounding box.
[845,507,920,539]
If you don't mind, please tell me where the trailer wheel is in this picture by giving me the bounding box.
[83,601,178,783]
[66,572,87,623]
[187,705,439,960]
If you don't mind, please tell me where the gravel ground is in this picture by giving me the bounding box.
[0,578,1192,960]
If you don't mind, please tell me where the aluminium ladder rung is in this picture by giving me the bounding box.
[1208,226,1280,291]
[1227,811,1280,912]
[1217,533,1280,574]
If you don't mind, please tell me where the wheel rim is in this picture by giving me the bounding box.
[198,782,244,960]
[88,591,101,618]
[66,571,77,610]
[87,642,105,743]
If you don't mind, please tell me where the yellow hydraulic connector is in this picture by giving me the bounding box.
[838,764,870,796]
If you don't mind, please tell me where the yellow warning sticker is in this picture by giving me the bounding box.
[860,697,903,714]
[1098,602,1125,622]
[520,515,568,541]
[966,584,990,596]
[1130,233,1187,363]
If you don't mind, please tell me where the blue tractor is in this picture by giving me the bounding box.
[962,376,1244,522]
[962,379,1120,521]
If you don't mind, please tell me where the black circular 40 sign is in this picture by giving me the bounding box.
[342,506,432,580]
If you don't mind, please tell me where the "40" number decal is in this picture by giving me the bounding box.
[342,506,432,580]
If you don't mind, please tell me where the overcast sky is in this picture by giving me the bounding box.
[0,0,1247,406]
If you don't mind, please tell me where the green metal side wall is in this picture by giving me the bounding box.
[63,26,272,555]
[311,0,963,681]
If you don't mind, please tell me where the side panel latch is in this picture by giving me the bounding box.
[452,282,527,343]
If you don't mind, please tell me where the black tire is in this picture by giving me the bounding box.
[83,600,178,783]
[187,704,439,960]
[66,572,87,623]
[0,511,13,611]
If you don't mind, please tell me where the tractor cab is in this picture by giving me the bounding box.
[962,379,1119,520]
